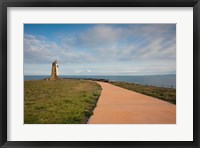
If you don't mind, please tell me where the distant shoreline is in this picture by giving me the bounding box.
[24,74,176,89]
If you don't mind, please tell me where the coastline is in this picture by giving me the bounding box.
[24,74,176,89]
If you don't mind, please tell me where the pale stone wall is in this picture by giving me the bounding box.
[56,64,58,76]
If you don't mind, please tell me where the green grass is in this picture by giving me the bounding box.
[109,81,176,104]
[24,79,102,124]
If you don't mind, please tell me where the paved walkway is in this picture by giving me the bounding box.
[88,81,176,124]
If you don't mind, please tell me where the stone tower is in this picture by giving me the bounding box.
[50,60,59,80]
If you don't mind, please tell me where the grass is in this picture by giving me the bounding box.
[24,79,102,124]
[109,81,176,104]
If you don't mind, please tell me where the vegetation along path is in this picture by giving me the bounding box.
[24,79,101,124]
[88,81,176,124]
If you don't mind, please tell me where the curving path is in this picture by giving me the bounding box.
[88,81,176,124]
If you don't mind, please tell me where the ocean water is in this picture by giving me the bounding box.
[24,75,176,88]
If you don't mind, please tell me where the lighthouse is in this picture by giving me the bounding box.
[50,60,59,80]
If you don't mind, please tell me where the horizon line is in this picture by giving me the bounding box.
[24,74,176,76]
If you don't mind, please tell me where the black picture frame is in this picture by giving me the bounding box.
[0,0,199,147]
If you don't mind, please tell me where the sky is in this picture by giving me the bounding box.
[24,24,176,75]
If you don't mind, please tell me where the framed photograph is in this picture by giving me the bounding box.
[0,0,199,147]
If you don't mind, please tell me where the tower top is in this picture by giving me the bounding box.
[52,60,57,65]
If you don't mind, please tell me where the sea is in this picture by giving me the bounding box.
[24,74,176,88]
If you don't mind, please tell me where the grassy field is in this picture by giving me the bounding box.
[24,79,102,124]
[110,81,176,104]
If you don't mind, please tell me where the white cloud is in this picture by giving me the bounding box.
[24,24,176,75]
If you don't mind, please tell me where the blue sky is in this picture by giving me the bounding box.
[24,24,176,75]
